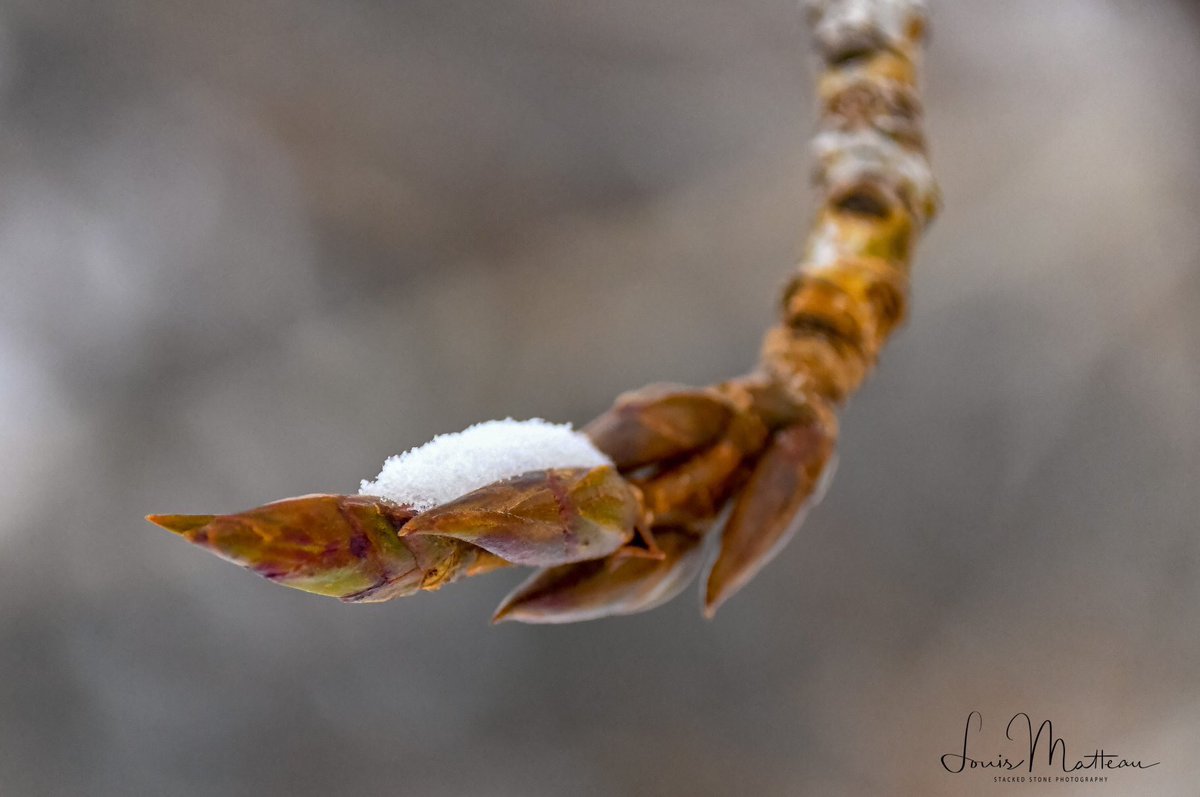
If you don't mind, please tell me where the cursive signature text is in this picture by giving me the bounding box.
[940,712,1159,775]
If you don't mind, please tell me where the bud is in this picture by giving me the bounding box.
[401,466,640,567]
[704,412,838,617]
[637,407,769,526]
[584,383,733,470]
[493,529,704,623]
[149,494,478,603]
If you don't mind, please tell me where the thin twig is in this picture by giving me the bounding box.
[149,0,939,625]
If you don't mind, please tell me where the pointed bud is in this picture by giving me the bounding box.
[704,413,838,617]
[584,383,733,470]
[150,494,478,602]
[401,467,639,567]
[637,408,769,526]
[147,514,216,535]
[493,529,704,624]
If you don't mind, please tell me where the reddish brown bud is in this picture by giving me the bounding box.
[492,529,704,624]
[149,494,478,602]
[584,383,734,470]
[400,467,640,567]
[704,410,838,617]
[637,408,769,527]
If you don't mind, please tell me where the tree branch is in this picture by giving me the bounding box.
[149,0,939,625]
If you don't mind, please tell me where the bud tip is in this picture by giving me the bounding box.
[146,513,217,535]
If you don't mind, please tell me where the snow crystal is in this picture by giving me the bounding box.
[359,418,612,511]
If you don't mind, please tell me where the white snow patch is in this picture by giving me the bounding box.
[359,418,611,511]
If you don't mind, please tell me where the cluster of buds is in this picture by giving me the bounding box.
[149,0,935,624]
[150,381,836,621]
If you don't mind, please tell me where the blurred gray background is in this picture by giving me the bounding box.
[1,0,1197,795]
